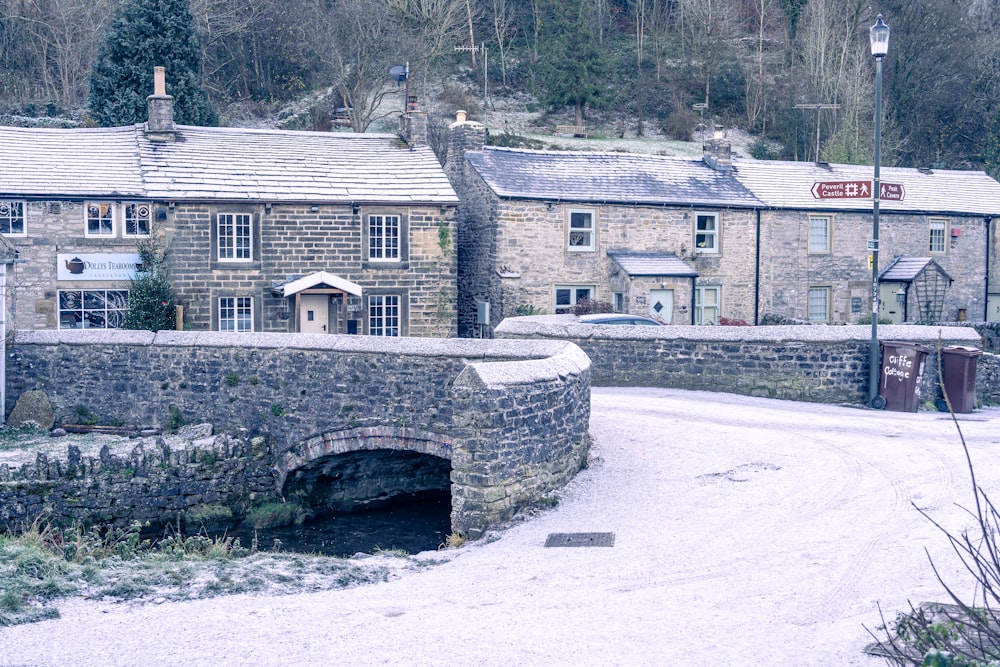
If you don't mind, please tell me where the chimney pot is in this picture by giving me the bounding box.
[456,110,467,123]
[154,66,166,96]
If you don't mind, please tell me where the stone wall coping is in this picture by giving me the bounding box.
[495,316,982,345]
[456,342,591,390]
[12,330,574,361]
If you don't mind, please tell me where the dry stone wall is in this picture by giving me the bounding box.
[496,317,988,407]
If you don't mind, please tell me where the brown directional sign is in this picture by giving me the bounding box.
[811,180,905,201]
[811,180,872,199]
[879,182,905,201]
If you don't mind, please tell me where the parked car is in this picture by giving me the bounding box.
[577,313,664,326]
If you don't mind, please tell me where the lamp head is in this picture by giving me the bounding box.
[870,14,889,58]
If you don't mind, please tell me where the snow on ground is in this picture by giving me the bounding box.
[2,388,999,666]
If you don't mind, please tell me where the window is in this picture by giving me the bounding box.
[695,213,718,253]
[695,286,720,324]
[85,202,115,237]
[123,203,151,237]
[808,287,831,322]
[217,213,253,261]
[568,209,595,251]
[554,285,594,314]
[58,289,128,329]
[369,294,400,336]
[929,219,947,254]
[219,296,253,332]
[613,292,624,313]
[0,200,25,235]
[368,214,400,261]
[809,215,832,253]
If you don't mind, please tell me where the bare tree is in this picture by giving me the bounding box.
[8,0,112,105]
[305,0,406,132]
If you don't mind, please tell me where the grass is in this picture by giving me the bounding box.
[0,518,428,626]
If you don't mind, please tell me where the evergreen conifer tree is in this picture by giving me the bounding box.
[88,0,217,127]
[536,0,613,127]
[123,236,177,332]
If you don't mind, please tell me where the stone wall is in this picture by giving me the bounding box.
[3,330,592,538]
[496,317,987,407]
[5,200,457,337]
[760,210,990,323]
[0,430,275,531]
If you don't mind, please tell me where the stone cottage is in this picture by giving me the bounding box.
[0,68,459,337]
[445,115,1000,336]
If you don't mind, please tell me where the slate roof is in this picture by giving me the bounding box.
[732,159,1000,216]
[608,251,698,277]
[465,147,762,208]
[0,125,459,205]
[879,256,952,282]
[464,146,1000,216]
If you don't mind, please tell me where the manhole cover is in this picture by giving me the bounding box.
[544,532,615,548]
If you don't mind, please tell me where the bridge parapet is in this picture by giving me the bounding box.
[5,331,591,538]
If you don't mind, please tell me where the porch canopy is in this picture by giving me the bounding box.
[274,271,363,298]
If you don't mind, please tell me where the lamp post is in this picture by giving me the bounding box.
[868,14,889,409]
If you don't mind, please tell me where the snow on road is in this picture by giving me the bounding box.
[2,388,998,666]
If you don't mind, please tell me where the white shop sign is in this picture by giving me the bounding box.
[57,253,142,281]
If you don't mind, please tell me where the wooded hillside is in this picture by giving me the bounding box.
[1,0,998,174]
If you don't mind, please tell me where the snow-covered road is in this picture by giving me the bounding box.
[3,388,998,666]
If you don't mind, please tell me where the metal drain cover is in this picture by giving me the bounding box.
[544,532,615,548]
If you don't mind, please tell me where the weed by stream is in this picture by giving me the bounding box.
[0,519,443,626]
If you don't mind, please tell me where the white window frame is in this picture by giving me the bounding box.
[808,215,832,254]
[554,285,595,314]
[368,214,401,262]
[123,202,152,237]
[929,218,948,254]
[808,286,832,323]
[368,294,401,336]
[58,289,128,329]
[85,202,115,237]
[694,212,719,254]
[567,209,595,252]
[219,296,254,332]
[0,200,26,236]
[217,213,253,262]
[695,285,720,324]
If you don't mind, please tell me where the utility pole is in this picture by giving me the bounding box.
[455,44,488,111]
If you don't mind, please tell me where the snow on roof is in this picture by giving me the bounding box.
[608,251,698,277]
[466,147,762,208]
[0,124,459,205]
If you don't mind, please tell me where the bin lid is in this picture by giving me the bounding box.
[880,340,932,353]
[942,345,983,357]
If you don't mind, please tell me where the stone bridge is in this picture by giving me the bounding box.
[3,331,591,538]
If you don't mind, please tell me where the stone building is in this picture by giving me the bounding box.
[0,69,458,337]
[444,116,1000,336]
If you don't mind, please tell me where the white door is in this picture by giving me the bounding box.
[299,294,329,333]
[648,289,674,324]
[988,294,1000,322]
[879,283,905,324]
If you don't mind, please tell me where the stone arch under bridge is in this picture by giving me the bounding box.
[275,426,456,522]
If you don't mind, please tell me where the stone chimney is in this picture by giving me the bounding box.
[445,110,486,168]
[703,125,732,171]
[145,66,175,142]
[401,97,428,146]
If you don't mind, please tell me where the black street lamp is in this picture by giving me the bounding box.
[868,14,890,409]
